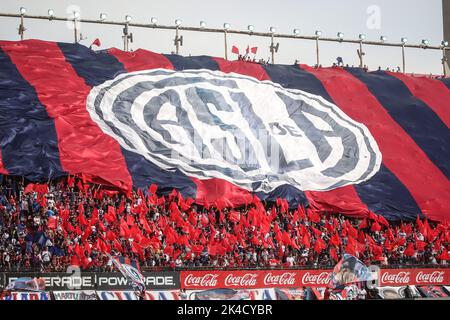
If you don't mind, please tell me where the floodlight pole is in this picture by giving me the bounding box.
[270,33,275,64]
[359,41,364,68]
[73,18,78,43]
[315,37,320,67]
[402,44,406,73]
[123,22,129,51]
[224,29,228,60]
[175,26,180,55]
[18,14,25,40]
[442,47,448,77]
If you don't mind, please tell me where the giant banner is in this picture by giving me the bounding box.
[0,40,449,221]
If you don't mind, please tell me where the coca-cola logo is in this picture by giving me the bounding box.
[301,272,331,285]
[224,273,258,287]
[264,272,296,286]
[416,271,444,284]
[184,273,218,287]
[381,271,410,284]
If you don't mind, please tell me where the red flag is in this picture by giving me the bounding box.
[65,222,75,234]
[77,180,84,192]
[278,199,287,213]
[401,223,413,236]
[117,201,125,215]
[96,190,104,201]
[24,183,35,194]
[34,183,49,195]
[311,226,322,238]
[106,206,117,224]
[396,236,406,247]
[119,218,130,238]
[290,238,300,250]
[157,196,166,206]
[371,221,382,232]
[126,214,135,226]
[113,239,123,252]
[106,230,116,241]
[229,210,240,223]
[91,207,99,225]
[282,231,291,246]
[251,47,258,54]
[75,225,82,236]
[365,233,376,246]
[345,221,358,238]
[330,233,342,247]
[404,242,415,257]
[302,231,311,248]
[139,237,153,249]
[200,214,209,227]
[377,215,389,227]
[358,218,368,229]
[67,175,75,188]
[130,224,144,242]
[231,46,239,55]
[78,202,85,215]
[345,236,357,256]
[78,211,88,227]
[415,239,427,251]
[437,250,449,261]
[186,211,196,226]
[314,237,326,253]
[330,247,339,262]
[47,217,57,230]
[239,212,249,228]
[169,188,178,200]
[81,227,92,242]
[91,38,101,47]
[416,215,422,227]
[260,217,271,234]
[383,238,393,252]
[371,243,383,258]
[169,201,183,223]
[297,205,306,220]
[132,242,144,260]
[307,209,321,223]
[40,195,47,208]
[292,209,299,224]
[245,45,250,54]
[70,255,80,267]
[368,211,378,221]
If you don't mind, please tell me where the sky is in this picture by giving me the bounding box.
[0,0,446,75]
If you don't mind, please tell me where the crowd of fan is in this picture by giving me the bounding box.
[0,176,448,272]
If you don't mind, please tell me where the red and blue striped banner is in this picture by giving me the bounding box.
[0,39,449,222]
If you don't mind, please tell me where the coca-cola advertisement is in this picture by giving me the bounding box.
[181,269,450,289]
[180,270,333,289]
[379,269,450,286]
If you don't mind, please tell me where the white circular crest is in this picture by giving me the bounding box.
[87,69,381,192]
